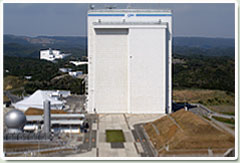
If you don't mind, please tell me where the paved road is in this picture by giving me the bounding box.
[74,114,97,154]
[211,112,235,119]
[133,124,156,157]
[190,103,235,119]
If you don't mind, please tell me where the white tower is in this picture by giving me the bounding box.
[88,9,172,114]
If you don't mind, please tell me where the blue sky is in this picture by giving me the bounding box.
[4,3,235,38]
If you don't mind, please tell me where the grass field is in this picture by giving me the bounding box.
[106,130,125,143]
[173,89,235,116]
[212,116,235,125]
[173,89,234,105]
[209,105,235,115]
[3,95,10,103]
[4,76,27,91]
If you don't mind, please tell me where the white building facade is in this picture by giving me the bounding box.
[88,9,172,114]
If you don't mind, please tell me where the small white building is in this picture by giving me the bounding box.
[88,9,172,114]
[59,68,72,73]
[24,76,32,80]
[68,71,83,78]
[40,48,71,61]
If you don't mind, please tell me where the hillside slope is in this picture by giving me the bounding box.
[144,109,234,156]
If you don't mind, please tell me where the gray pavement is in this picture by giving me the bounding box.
[132,124,157,157]
[65,113,164,157]
[5,90,22,103]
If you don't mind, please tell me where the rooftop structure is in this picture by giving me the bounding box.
[13,90,70,111]
[70,61,88,66]
[88,9,172,113]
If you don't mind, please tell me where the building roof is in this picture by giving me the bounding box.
[25,107,68,115]
[51,120,84,125]
[13,90,67,112]
[88,9,172,13]
[93,21,168,26]
[26,115,43,121]
[51,114,85,118]
[26,114,85,122]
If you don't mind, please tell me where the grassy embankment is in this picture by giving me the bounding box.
[4,75,28,96]
[173,89,235,116]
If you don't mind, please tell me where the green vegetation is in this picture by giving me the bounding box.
[202,115,211,121]
[4,56,86,95]
[4,75,27,90]
[212,116,235,125]
[173,55,234,92]
[106,130,125,143]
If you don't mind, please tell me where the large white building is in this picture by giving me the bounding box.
[40,48,70,61]
[87,9,172,114]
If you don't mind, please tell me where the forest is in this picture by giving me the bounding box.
[173,54,234,92]
[4,56,87,95]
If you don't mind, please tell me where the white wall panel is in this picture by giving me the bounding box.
[129,28,166,113]
[94,31,128,113]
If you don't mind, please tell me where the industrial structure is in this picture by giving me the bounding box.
[13,90,70,111]
[4,100,88,142]
[4,104,52,141]
[24,113,86,133]
[40,48,71,61]
[87,9,172,113]
[4,109,26,133]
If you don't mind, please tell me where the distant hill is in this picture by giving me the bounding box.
[4,34,87,48]
[173,37,234,49]
[5,34,234,49]
[173,46,234,57]
[4,34,235,58]
[4,35,87,58]
[173,37,234,57]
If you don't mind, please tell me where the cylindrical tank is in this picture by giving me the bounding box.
[4,109,26,133]
[43,100,51,133]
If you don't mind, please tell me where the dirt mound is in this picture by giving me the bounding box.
[144,109,234,156]
[25,108,68,115]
